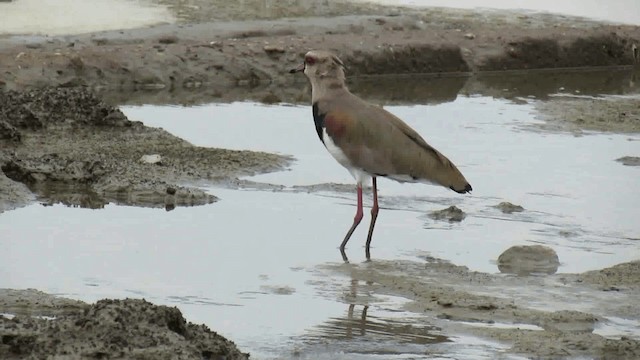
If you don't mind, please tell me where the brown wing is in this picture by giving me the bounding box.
[327,93,472,193]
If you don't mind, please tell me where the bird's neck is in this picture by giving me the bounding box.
[310,77,347,103]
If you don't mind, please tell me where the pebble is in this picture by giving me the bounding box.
[140,154,162,164]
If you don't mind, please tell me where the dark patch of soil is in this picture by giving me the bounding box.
[0,295,248,360]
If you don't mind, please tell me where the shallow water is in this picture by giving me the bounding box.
[121,96,639,273]
[2,83,639,358]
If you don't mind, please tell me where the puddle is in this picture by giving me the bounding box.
[121,96,639,273]
[595,317,640,340]
[2,83,639,358]
[0,0,174,36]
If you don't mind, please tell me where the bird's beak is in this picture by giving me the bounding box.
[289,63,305,74]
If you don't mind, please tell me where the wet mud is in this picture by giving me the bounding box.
[312,258,640,359]
[535,96,640,133]
[0,290,248,360]
[0,87,289,212]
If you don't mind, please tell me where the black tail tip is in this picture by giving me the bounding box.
[451,183,472,194]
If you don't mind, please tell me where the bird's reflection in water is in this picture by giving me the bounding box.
[303,277,448,356]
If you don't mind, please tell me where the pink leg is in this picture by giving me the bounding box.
[340,184,363,261]
[365,177,379,260]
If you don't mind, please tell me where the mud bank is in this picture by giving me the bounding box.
[0,290,248,360]
[535,96,640,133]
[0,87,289,212]
[0,4,639,96]
[314,258,640,359]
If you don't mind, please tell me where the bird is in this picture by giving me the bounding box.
[290,50,472,261]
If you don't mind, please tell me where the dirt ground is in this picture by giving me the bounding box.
[1,1,639,102]
[1,1,639,359]
[0,289,249,359]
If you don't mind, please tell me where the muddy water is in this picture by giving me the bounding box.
[2,78,639,358]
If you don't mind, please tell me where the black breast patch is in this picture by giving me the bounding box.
[312,102,325,143]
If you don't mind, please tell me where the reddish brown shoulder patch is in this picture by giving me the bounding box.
[324,112,351,139]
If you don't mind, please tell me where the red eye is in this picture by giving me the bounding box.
[305,56,316,65]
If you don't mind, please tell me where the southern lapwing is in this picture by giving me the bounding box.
[290,50,472,261]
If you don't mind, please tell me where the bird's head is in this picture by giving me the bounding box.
[290,50,346,83]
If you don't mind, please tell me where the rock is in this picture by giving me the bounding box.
[0,120,21,142]
[464,33,476,40]
[263,45,285,54]
[140,154,162,165]
[0,172,34,214]
[429,205,466,222]
[0,87,132,128]
[158,35,179,44]
[497,245,560,275]
[494,201,525,214]
[615,156,640,166]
